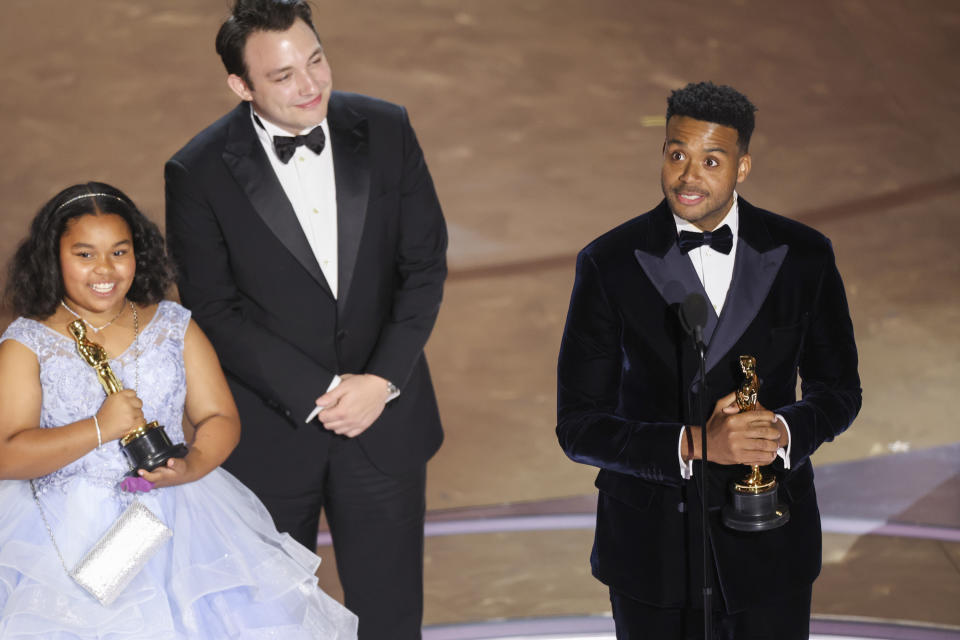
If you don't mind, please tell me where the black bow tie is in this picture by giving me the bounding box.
[273,126,326,163]
[677,224,733,255]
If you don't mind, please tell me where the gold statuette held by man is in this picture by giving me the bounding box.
[68,320,188,475]
[721,355,790,531]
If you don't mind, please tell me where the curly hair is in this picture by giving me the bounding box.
[5,182,175,319]
[666,81,758,152]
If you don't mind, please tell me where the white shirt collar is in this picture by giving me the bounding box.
[672,191,740,239]
[249,106,329,162]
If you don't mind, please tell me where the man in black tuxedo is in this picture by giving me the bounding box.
[164,1,446,637]
[557,82,861,638]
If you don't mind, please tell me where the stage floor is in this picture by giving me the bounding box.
[1,0,958,635]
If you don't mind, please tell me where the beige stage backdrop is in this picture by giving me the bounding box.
[2,0,958,628]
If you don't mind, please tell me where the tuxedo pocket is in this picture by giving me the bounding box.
[369,188,399,209]
[768,315,808,341]
[780,460,814,505]
[595,471,655,512]
[763,314,810,372]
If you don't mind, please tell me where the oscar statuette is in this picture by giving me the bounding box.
[68,319,188,475]
[721,355,790,531]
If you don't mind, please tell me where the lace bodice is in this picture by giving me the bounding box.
[0,301,190,494]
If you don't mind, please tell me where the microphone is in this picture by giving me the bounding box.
[680,293,708,351]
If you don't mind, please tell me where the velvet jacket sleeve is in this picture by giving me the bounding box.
[556,250,687,486]
[774,241,861,467]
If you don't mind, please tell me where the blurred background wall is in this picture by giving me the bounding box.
[2,0,958,631]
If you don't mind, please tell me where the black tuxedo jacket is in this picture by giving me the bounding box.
[165,92,446,476]
[557,198,861,611]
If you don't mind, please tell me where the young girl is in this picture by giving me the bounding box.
[0,182,357,638]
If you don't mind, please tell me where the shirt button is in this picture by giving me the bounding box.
[313,208,319,214]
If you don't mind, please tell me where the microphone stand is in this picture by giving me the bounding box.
[693,326,712,639]
[680,293,713,637]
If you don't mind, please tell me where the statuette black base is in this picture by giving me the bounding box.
[120,422,189,475]
[722,482,790,532]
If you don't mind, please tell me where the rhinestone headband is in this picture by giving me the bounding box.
[54,192,126,214]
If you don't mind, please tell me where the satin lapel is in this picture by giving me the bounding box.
[221,103,331,296]
[634,245,720,334]
[329,95,370,315]
[633,203,720,336]
[703,205,788,374]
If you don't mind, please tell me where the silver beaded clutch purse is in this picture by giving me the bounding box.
[31,482,172,606]
[70,499,172,605]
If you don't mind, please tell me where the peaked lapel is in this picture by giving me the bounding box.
[328,94,371,316]
[221,103,332,297]
[632,199,788,390]
[703,198,788,375]
[633,202,720,339]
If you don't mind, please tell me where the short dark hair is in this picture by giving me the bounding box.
[666,81,757,152]
[215,0,319,87]
[5,182,175,319]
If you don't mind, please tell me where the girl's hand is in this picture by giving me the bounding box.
[96,390,146,442]
[137,455,194,488]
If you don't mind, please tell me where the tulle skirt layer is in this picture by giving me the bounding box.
[0,469,357,639]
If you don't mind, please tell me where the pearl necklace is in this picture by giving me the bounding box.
[60,299,126,333]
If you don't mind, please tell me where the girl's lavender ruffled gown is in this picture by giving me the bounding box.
[0,301,357,639]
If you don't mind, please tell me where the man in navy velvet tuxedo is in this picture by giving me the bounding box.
[557,82,861,638]
[165,1,446,637]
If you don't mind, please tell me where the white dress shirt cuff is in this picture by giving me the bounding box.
[775,413,791,469]
[678,427,694,480]
[304,375,343,423]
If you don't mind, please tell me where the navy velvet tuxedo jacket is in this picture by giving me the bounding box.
[165,93,446,476]
[557,198,861,611]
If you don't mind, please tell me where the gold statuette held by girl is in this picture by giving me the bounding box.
[67,319,187,475]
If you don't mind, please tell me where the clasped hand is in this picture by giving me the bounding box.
[314,373,390,438]
[703,391,785,466]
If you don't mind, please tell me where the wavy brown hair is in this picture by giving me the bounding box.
[5,182,175,318]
